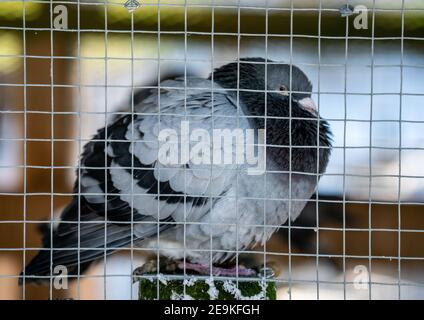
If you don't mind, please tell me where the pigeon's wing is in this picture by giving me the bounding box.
[21,77,248,282]
[105,77,251,229]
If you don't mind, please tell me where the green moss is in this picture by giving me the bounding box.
[138,276,276,300]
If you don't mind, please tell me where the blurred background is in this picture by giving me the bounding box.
[0,0,423,299]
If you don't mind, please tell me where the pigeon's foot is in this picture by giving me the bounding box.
[178,262,256,277]
[133,259,262,281]
[132,258,179,282]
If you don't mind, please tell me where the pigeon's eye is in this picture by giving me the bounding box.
[279,85,289,96]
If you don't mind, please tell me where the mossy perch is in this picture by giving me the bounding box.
[134,261,277,300]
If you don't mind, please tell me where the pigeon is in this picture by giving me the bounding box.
[20,58,332,284]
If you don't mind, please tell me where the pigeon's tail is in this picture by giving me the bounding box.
[19,198,134,285]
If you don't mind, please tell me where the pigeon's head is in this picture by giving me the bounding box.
[212,57,332,173]
[212,57,317,118]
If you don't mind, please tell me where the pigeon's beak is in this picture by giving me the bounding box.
[297,97,318,115]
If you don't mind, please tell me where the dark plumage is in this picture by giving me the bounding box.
[213,58,331,173]
[21,58,332,284]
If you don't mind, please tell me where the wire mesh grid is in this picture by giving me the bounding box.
[0,0,423,300]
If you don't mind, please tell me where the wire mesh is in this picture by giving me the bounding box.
[0,0,423,300]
